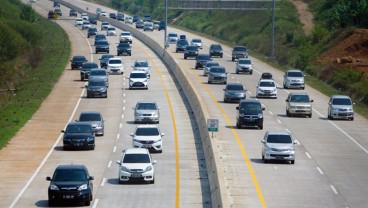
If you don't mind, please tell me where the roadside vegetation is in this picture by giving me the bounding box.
[0,0,71,148]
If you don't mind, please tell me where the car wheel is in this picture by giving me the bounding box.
[48,200,56,207]
[232,57,234,61]
[263,158,268,163]
[224,98,227,103]
[85,200,91,206]
[236,70,239,74]
[301,87,305,90]
[283,84,287,89]
[184,56,187,59]
[236,121,241,129]
[259,124,263,130]
[208,80,211,84]
[250,71,253,75]
[151,179,155,184]
[350,117,354,121]
[81,78,84,81]
[220,55,223,58]
[309,113,312,118]
[286,110,290,117]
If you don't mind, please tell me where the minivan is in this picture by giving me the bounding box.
[236,99,264,129]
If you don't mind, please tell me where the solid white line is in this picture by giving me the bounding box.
[317,167,324,175]
[92,198,99,208]
[116,133,120,140]
[108,160,112,168]
[100,178,106,186]
[330,185,339,194]
[305,152,312,159]
[122,115,124,119]
[113,146,117,152]
[269,111,273,115]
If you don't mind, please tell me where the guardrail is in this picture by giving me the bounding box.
[57,1,227,206]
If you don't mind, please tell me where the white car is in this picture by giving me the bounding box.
[106,27,117,36]
[100,11,107,16]
[107,58,124,74]
[132,60,151,78]
[119,31,133,43]
[81,13,89,21]
[256,79,277,99]
[101,21,110,30]
[191,38,203,49]
[167,32,178,43]
[81,21,91,30]
[130,125,164,152]
[116,148,156,184]
[125,16,133,24]
[128,71,148,89]
[75,18,83,26]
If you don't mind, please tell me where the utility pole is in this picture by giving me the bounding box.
[270,0,275,61]
[164,0,168,49]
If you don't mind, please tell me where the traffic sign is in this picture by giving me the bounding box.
[207,119,218,132]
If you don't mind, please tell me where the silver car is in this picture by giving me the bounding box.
[76,111,104,136]
[262,130,296,164]
[203,61,219,76]
[236,58,253,74]
[133,101,160,124]
[328,95,355,120]
[132,60,151,78]
[89,68,109,87]
[286,92,313,118]
[283,69,305,89]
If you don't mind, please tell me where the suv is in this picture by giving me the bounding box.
[208,66,228,84]
[261,130,296,164]
[223,82,246,103]
[86,77,108,98]
[76,111,104,136]
[130,125,164,153]
[116,148,156,184]
[285,92,313,117]
[133,101,160,124]
[232,46,248,61]
[327,95,355,120]
[70,55,87,70]
[195,54,212,69]
[46,164,94,206]
[184,45,199,59]
[107,58,124,74]
[283,69,305,89]
[236,58,253,74]
[95,40,109,54]
[94,34,107,45]
[236,99,265,129]
[80,62,98,81]
[176,39,189,53]
[158,21,166,31]
[209,44,223,58]
[117,42,132,56]
[61,122,95,150]
[256,79,277,99]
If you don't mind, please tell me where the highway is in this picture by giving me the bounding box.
[3,0,368,207]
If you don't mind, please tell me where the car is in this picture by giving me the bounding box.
[69,9,77,17]
[101,21,110,30]
[76,111,104,136]
[191,38,203,49]
[176,39,189,53]
[95,40,109,54]
[106,27,117,36]
[128,71,148,89]
[261,130,296,164]
[209,44,223,58]
[70,55,87,70]
[61,122,95,150]
[107,57,124,74]
[30,0,36,3]
[143,15,152,22]
[143,22,154,31]
[116,148,156,184]
[153,21,160,30]
[135,21,144,29]
[236,99,265,129]
[256,79,277,99]
[223,82,246,103]
[81,13,89,21]
[86,77,108,98]
[81,21,91,30]
[53,1,60,7]
[80,62,99,81]
[94,34,107,45]
[158,21,166,31]
[96,8,102,14]
[232,45,248,61]
[130,125,164,153]
[133,15,141,23]
[100,11,107,16]
[133,101,160,124]
[53,8,62,16]
[109,12,117,19]
[48,11,54,19]
[260,72,273,80]
[132,60,151,78]
[75,18,83,26]
[99,54,114,68]
[283,69,305,89]
[203,61,219,76]
[120,31,133,43]
[167,32,178,43]
[117,13,124,21]
[125,16,133,24]
[285,92,313,117]
[179,34,186,40]
[236,58,253,74]
[195,54,212,69]
[117,42,132,56]
[184,45,199,59]
[87,27,97,38]
[208,66,228,84]
[46,164,94,206]
[328,95,355,120]
[89,68,109,87]
[89,17,97,25]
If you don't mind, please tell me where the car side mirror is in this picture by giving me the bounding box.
[46,176,52,181]
[236,106,239,110]
[286,99,289,102]
[152,160,157,165]
[161,133,165,137]
[262,107,265,111]
[61,130,65,133]
[88,176,94,180]
[85,85,88,88]
[130,133,134,136]
[310,100,314,102]
[293,140,297,144]
[116,160,121,165]
[261,140,265,144]
[223,89,225,91]
[75,119,78,122]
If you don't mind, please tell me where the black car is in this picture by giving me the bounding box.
[69,9,77,17]
[176,39,189,53]
[236,99,264,129]
[261,72,273,80]
[53,1,60,7]
[223,82,246,103]
[195,54,212,69]
[95,40,109,54]
[109,12,116,19]
[232,45,248,61]
[184,45,199,59]
[89,17,97,25]
[80,62,99,81]
[70,55,87,70]
[61,122,95,150]
[117,13,124,21]
[99,54,114,68]
[87,27,97,38]
[135,21,144,29]
[94,34,106,45]
[86,77,108,98]
[209,44,223,58]
[46,164,94,206]
[48,11,54,19]
[133,15,141,23]
[158,21,166,31]
[117,42,132,56]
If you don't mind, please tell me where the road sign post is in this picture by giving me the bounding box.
[207,119,219,138]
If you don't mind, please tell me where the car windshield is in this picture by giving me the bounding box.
[122,32,131,36]
[332,98,352,105]
[259,81,275,87]
[66,124,92,133]
[192,39,201,43]
[96,41,108,46]
[123,154,150,163]
[53,169,87,181]
[79,113,101,121]
[234,47,247,51]
[169,33,177,37]
[102,22,109,26]
[198,55,211,60]
[136,127,159,136]
[109,60,122,64]
[130,73,146,78]
[74,57,86,61]
[267,134,292,143]
[288,71,303,77]
[135,62,148,67]
[210,67,225,73]
[227,84,244,91]
[90,70,106,76]
[89,28,97,32]
[177,40,188,45]
[83,63,98,69]
[211,45,222,49]
[89,80,106,87]
[186,46,198,51]
[290,95,309,102]
[206,62,219,67]
[239,103,262,113]
[137,103,157,110]
[238,59,251,64]
[108,28,115,31]
[118,43,130,48]
[102,55,113,60]
[95,35,106,40]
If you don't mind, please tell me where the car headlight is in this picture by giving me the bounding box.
[86,137,94,142]
[272,88,277,93]
[50,184,59,190]
[145,166,152,172]
[265,145,271,151]
[289,146,295,151]
[239,113,245,117]
[133,138,141,143]
[121,166,129,172]
[78,183,88,191]
[100,88,107,92]
[258,114,263,118]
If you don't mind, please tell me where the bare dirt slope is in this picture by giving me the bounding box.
[289,0,314,34]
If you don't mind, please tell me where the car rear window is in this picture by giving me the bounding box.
[267,134,292,143]
[123,154,150,163]
[79,113,101,121]
[259,81,275,87]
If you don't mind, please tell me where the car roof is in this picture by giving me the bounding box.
[131,71,146,74]
[125,148,149,154]
[55,164,87,170]
[331,95,351,99]
[226,82,243,87]
[239,99,260,104]
[90,68,105,71]
[80,111,101,115]
[286,69,303,73]
[137,101,157,104]
[238,58,251,61]
[266,130,291,136]
[67,121,92,126]
[136,125,158,129]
